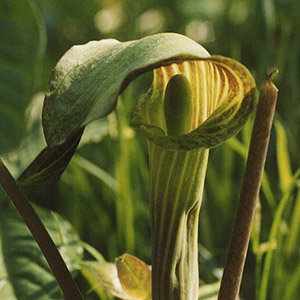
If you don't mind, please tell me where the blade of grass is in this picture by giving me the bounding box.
[72,154,118,192]
[226,137,276,210]
[286,187,300,255]
[259,167,300,300]
[275,120,293,193]
[115,95,135,254]
[282,259,300,300]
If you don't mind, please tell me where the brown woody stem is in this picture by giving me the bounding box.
[0,160,84,300]
[217,70,278,300]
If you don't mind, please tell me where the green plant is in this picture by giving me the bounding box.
[0,25,279,300]
[2,1,300,300]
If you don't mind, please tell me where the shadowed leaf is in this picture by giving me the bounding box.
[0,205,83,300]
[0,0,46,154]
[17,129,83,185]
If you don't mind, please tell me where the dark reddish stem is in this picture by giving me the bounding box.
[0,160,84,300]
[217,70,278,300]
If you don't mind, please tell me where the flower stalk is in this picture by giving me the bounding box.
[149,144,209,299]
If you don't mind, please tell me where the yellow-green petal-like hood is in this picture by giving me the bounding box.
[132,56,256,150]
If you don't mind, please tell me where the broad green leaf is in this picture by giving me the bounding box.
[116,254,151,300]
[17,129,83,185]
[43,33,210,146]
[35,33,255,184]
[15,100,109,186]
[0,205,83,300]
[0,0,46,154]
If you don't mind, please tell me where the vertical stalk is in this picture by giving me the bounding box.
[0,160,84,300]
[217,70,278,300]
[148,143,209,300]
[115,99,135,254]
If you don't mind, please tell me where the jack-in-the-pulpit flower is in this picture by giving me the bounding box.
[18,33,256,300]
[131,52,256,299]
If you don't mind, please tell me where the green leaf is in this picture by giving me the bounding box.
[0,205,83,300]
[42,33,210,146]
[116,254,151,300]
[39,33,255,183]
[17,129,83,185]
[80,261,136,300]
[0,0,46,154]
[80,252,151,300]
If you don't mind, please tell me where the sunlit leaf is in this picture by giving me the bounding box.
[42,33,210,146]
[35,33,255,187]
[116,254,151,300]
[80,260,138,300]
[0,205,83,300]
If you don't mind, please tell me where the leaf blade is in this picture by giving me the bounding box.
[42,33,210,146]
[116,254,151,300]
[0,205,83,300]
[0,0,46,154]
[17,129,83,186]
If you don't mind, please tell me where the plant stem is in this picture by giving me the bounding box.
[217,70,278,300]
[0,159,84,300]
[149,143,209,300]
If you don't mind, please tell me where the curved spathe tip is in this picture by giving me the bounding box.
[132,56,256,150]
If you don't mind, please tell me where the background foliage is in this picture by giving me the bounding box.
[1,0,300,299]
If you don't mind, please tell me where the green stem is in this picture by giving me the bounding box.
[115,100,135,254]
[149,143,209,300]
[0,160,84,300]
[217,70,278,300]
